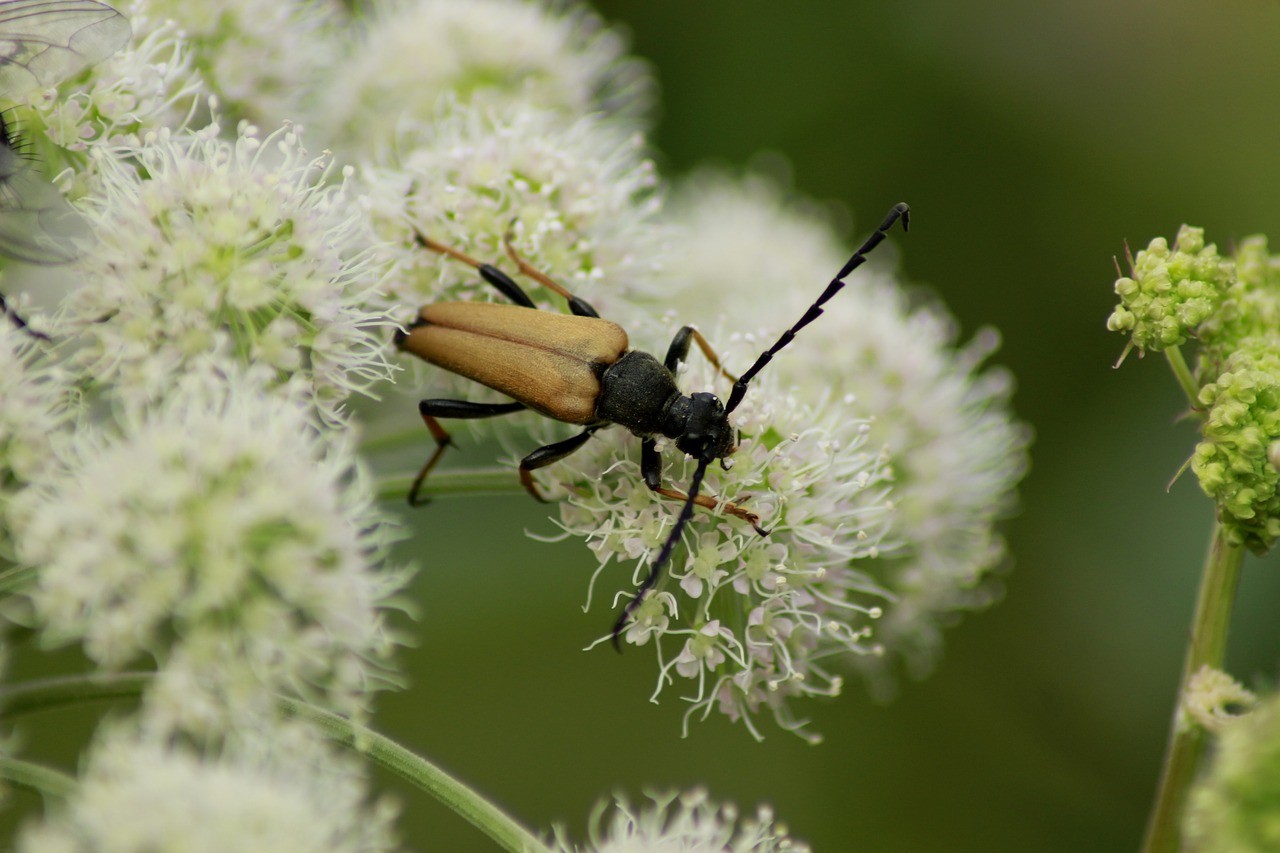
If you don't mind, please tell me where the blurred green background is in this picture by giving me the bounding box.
[8,0,1280,850]
[376,1,1280,850]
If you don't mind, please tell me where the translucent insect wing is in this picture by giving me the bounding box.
[0,2,127,265]
[0,161,87,263]
[0,0,131,97]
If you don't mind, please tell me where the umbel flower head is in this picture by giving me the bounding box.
[310,0,653,159]
[551,325,894,740]
[23,16,206,155]
[554,788,808,853]
[8,365,408,736]
[61,121,393,427]
[1110,227,1280,552]
[124,0,347,127]
[659,170,1030,685]
[368,101,663,318]
[17,719,401,853]
[1193,339,1280,551]
[1107,225,1233,358]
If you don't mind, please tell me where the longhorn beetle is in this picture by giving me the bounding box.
[395,202,910,647]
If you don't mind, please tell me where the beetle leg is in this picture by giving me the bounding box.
[640,438,766,535]
[409,399,527,506]
[663,326,738,384]
[518,426,603,502]
[414,231,538,308]
[501,232,601,319]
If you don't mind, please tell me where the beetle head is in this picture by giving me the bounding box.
[675,391,735,462]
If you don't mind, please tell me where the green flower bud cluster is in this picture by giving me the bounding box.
[1109,226,1280,552]
[1202,235,1280,350]
[1194,342,1280,552]
[1186,692,1280,852]
[1107,226,1233,353]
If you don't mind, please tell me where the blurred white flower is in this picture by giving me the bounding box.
[8,366,408,735]
[1181,665,1257,733]
[311,0,652,159]
[124,0,346,127]
[1186,691,1280,851]
[0,325,75,496]
[369,102,663,317]
[555,788,809,853]
[61,121,393,426]
[17,720,401,853]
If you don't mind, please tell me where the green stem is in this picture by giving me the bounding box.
[0,674,551,853]
[282,699,552,853]
[376,467,525,503]
[0,671,151,717]
[1141,522,1244,853]
[359,425,431,456]
[1164,346,1201,411]
[0,563,37,596]
[0,756,77,800]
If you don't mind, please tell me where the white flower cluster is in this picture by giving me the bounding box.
[308,0,652,158]
[25,16,204,154]
[662,172,1030,689]
[367,104,663,318]
[123,0,347,127]
[556,788,809,853]
[0,1,410,847]
[553,321,894,740]
[60,121,393,425]
[18,721,399,853]
[10,367,405,734]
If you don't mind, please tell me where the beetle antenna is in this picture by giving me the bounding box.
[723,202,909,416]
[612,453,712,651]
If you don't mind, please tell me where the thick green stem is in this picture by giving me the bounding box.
[0,563,36,596]
[1141,523,1244,853]
[0,674,551,853]
[359,425,430,456]
[0,756,77,800]
[283,699,552,853]
[0,671,151,717]
[376,467,525,504]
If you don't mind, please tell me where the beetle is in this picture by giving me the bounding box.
[395,202,910,646]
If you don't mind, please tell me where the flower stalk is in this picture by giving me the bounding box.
[1141,523,1244,853]
[375,467,528,504]
[1163,346,1199,411]
[283,698,553,853]
[0,756,78,801]
[1,672,551,853]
